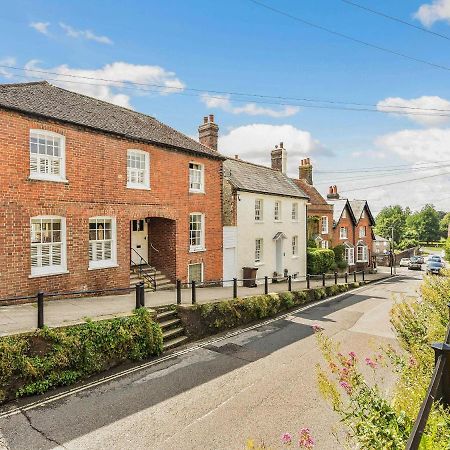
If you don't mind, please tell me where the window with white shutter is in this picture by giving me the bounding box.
[29,130,66,182]
[189,163,204,192]
[89,217,117,269]
[30,216,67,276]
[127,150,150,189]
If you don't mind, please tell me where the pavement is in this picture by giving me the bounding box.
[0,270,390,337]
[0,268,422,450]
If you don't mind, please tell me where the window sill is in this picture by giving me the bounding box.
[189,189,205,194]
[254,262,264,266]
[189,247,206,253]
[126,184,151,191]
[274,220,282,223]
[29,269,69,279]
[254,221,264,224]
[321,232,329,235]
[88,263,119,271]
[28,175,68,184]
[292,256,299,259]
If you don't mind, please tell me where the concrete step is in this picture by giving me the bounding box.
[159,318,182,330]
[163,335,189,351]
[162,326,185,340]
[156,309,178,320]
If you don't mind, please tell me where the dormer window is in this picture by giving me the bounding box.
[29,130,66,182]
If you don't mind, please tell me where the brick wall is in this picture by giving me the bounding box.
[0,109,223,298]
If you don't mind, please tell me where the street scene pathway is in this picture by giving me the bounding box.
[0,271,389,337]
[0,269,421,450]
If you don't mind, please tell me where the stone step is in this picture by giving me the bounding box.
[163,335,189,351]
[156,309,178,321]
[162,326,185,340]
[158,317,182,330]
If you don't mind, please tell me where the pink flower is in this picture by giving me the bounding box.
[339,381,352,394]
[281,433,292,445]
[311,324,323,333]
[298,428,315,449]
[365,357,377,369]
[349,351,357,360]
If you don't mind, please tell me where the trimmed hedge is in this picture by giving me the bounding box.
[307,248,335,274]
[0,308,163,403]
[178,283,364,339]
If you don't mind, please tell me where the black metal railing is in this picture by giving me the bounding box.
[405,303,450,450]
[130,248,156,291]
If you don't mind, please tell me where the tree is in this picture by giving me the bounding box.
[439,212,450,239]
[374,205,408,244]
[406,204,440,243]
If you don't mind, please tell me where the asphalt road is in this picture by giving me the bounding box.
[0,270,422,450]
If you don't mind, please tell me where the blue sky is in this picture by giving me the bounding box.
[1,0,450,212]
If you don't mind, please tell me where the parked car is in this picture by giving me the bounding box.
[415,256,424,264]
[399,258,410,267]
[408,257,422,270]
[429,255,444,267]
[426,260,442,275]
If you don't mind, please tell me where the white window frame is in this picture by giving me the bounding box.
[189,213,205,252]
[345,246,355,266]
[127,149,150,190]
[357,245,368,262]
[255,199,264,222]
[321,216,328,234]
[188,262,204,283]
[255,238,263,263]
[292,203,298,221]
[321,240,329,249]
[359,226,366,238]
[30,216,67,277]
[292,235,298,257]
[29,130,67,183]
[274,201,281,221]
[189,162,204,193]
[88,216,117,270]
[340,227,348,239]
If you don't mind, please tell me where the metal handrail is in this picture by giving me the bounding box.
[150,242,160,253]
[130,248,156,291]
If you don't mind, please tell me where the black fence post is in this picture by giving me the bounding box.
[353,271,357,283]
[191,280,196,304]
[139,282,145,307]
[306,274,310,289]
[135,283,141,309]
[264,276,269,295]
[233,278,238,299]
[431,343,450,407]
[288,275,292,292]
[334,271,338,285]
[362,270,365,282]
[37,291,44,329]
[322,273,326,287]
[176,279,182,305]
[345,272,348,284]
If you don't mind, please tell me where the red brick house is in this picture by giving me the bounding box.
[292,158,333,249]
[0,81,224,298]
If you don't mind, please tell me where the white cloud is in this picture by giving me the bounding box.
[414,0,450,26]
[0,57,16,78]
[219,124,330,176]
[201,93,299,118]
[377,95,450,127]
[23,60,185,108]
[59,22,113,45]
[30,22,50,35]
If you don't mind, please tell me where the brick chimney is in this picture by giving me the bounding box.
[299,158,313,185]
[327,185,340,200]
[198,114,219,151]
[271,142,287,174]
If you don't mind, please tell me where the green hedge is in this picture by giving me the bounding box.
[178,283,363,338]
[307,248,336,274]
[0,308,163,403]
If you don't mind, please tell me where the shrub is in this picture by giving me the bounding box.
[307,248,335,275]
[0,308,163,402]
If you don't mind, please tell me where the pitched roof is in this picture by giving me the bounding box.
[0,81,223,159]
[292,179,332,209]
[349,200,376,225]
[223,158,308,199]
[328,199,356,225]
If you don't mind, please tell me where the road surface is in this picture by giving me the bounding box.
[0,270,422,450]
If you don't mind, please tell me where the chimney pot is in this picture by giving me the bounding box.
[203,116,208,124]
[209,114,214,123]
[280,142,283,148]
[234,154,239,160]
[299,157,313,184]
[271,144,287,174]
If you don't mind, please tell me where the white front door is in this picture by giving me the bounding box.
[276,239,284,275]
[131,219,148,263]
[223,246,237,286]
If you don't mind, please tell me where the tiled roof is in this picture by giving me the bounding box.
[0,81,223,159]
[328,199,356,225]
[224,158,308,198]
[349,200,375,225]
[293,179,332,209]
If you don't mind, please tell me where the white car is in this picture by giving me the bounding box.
[399,258,411,267]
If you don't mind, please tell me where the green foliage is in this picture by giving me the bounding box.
[307,238,317,249]
[375,205,408,244]
[307,248,335,275]
[0,308,163,402]
[439,212,450,238]
[332,244,345,263]
[406,204,441,243]
[445,238,450,262]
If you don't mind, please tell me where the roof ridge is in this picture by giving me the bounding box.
[0,80,49,88]
[227,157,281,172]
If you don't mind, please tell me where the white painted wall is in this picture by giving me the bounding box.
[223,226,238,285]
[233,191,307,283]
